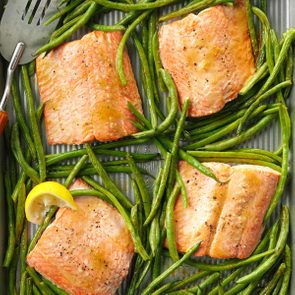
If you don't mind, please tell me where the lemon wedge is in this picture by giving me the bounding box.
[25,181,78,225]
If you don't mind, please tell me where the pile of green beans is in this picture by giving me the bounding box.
[2,0,294,294]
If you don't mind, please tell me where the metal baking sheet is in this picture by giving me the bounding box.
[0,0,294,294]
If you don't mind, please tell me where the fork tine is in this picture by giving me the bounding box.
[23,0,39,23]
[31,0,51,26]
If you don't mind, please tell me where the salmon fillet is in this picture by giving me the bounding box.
[172,162,280,259]
[159,1,255,117]
[36,31,142,144]
[27,179,134,295]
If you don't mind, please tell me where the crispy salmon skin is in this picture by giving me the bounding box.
[159,1,255,117]
[171,162,280,259]
[37,31,142,144]
[27,179,134,295]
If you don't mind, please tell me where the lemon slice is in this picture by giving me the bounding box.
[25,181,78,225]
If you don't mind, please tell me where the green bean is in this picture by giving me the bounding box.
[28,60,36,76]
[28,207,57,253]
[26,278,33,295]
[20,271,27,295]
[152,32,165,91]
[148,12,160,101]
[15,183,26,242]
[245,0,258,57]
[188,272,221,294]
[166,248,275,271]
[202,114,277,151]
[11,173,27,203]
[208,269,243,295]
[185,105,267,149]
[127,256,143,295]
[117,10,151,85]
[256,31,266,68]
[231,148,282,163]
[63,0,92,23]
[264,109,289,222]
[64,154,88,187]
[176,171,188,208]
[21,66,46,181]
[131,203,139,229]
[50,159,146,170]
[127,154,151,217]
[11,124,40,183]
[27,267,54,295]
[160,0,233,22]
[279,245,291,295]
[3,174,16,268]
[47,165,151,178]
[169,291,195,295]
[237,206,289,284]
[133,34,158,128]
[175,150,219,183]
[149,212,161,256]
[284,47,293,98]
[36,104,44,122]
[44,0,84,25]
[166,184,181,261]
[32,285,41,295]
[43,277,68,295]
[273,277,284,295]
[152,249,162,279]
[37,2,97,54]
[82,176,149,260]
[271,30,286,102]
[197,157,280,172]
[268,220,279,250]
[151,282,176,295]
[11,78,36,159]
[20,222,28,276]
[141,20,149,53]
[239,63,268,95]
[85,144,132,208]
[172,98,189,156]
[46,146,158,166]
[188,107,251,137]
[187,150,278,164]
[8,247,18,295]
[51,15,81,40]
[93,0,179,11]
[168,270,212,292]
[144,152,172,225]
[70,188,109,202]
[135,260,152,289]
[142,242,201,295]
[238,26,295,131]
[89,23,126,31]
[133,69,179,138]
[260,0,266,12]
[259,263,286,294]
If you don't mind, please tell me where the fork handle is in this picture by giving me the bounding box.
[0,111,8,135]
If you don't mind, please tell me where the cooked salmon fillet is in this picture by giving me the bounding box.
[171,162,280,259]
[159,1,255,117]
[27,179,134,295]
[36,31,142,144]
